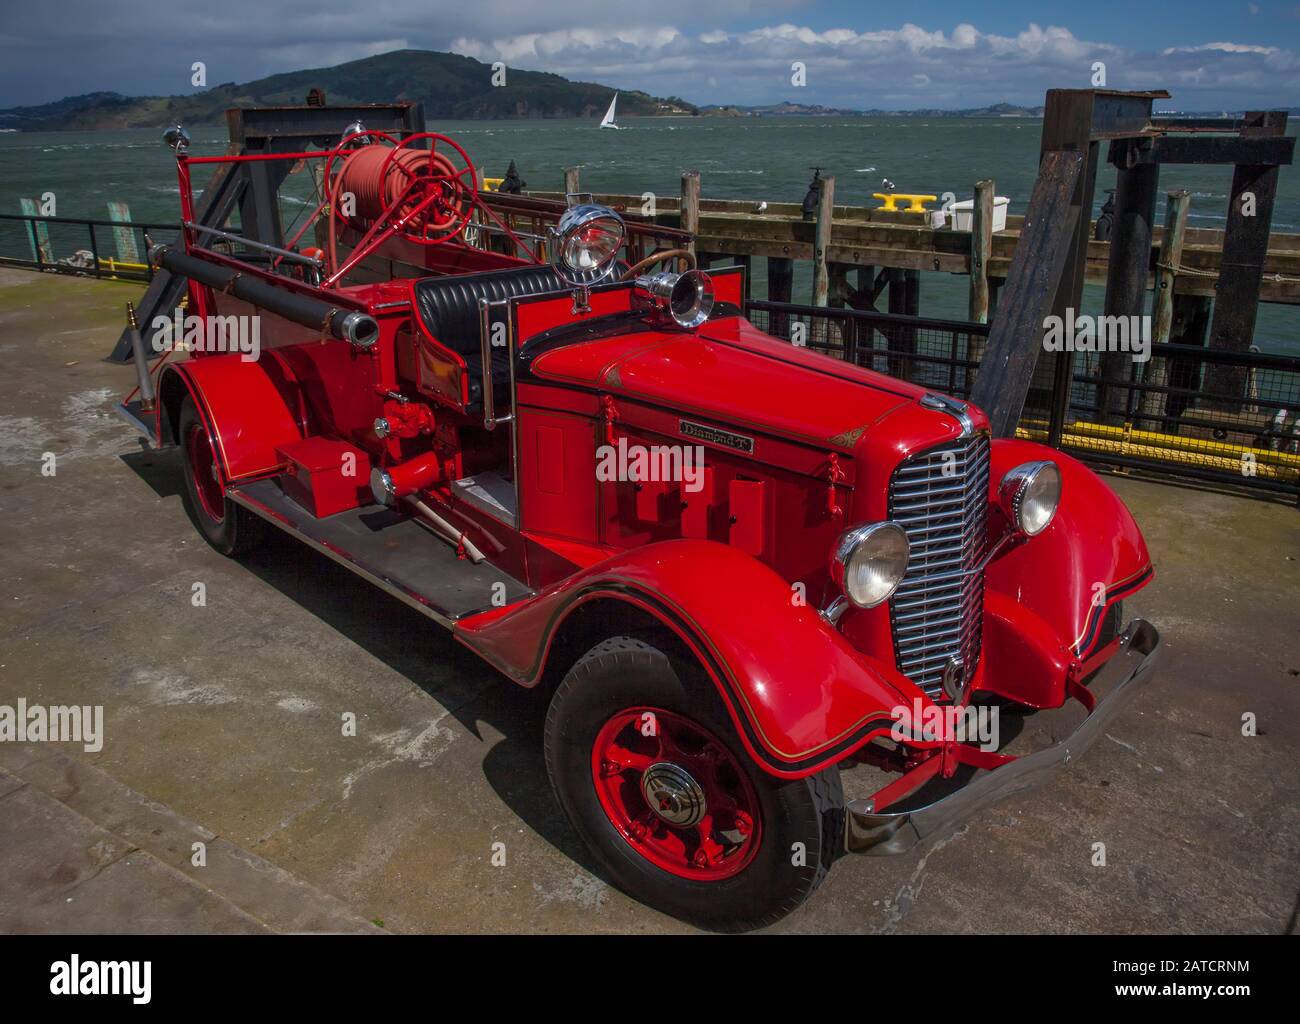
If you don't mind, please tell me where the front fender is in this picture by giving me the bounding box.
[455,540,921,778]
[983,439,1154,706]
[158,353,306,482]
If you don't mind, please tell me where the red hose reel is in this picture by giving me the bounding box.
[329,132,478,248]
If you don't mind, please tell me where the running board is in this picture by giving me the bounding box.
[227,479,532,627]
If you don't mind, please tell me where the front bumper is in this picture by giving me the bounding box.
[845,618,1161,855]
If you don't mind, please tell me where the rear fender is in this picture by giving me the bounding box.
[983,439,1153,706]
[157,352,307,482]
[454,539,923,779]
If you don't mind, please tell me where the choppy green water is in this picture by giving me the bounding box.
[3,116,1297,350]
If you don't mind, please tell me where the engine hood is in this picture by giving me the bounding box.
[526,314,987,473]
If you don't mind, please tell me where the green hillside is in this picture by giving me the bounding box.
[0,49,697,130]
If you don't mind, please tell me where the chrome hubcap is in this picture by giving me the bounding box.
[640,762,707,827]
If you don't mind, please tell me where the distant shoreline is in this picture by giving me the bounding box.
[0,111,1058,134]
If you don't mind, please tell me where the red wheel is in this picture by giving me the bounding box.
[545,635,844,932]
[176,397,265,557]
[184,416,225,524]
[591,707,762,881]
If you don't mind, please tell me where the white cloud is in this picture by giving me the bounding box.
[447,20,1299,109]
[0,3,1294,112]
[1163,42,1280,55]
[453,27,683,67]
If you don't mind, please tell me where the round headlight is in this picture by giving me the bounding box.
[551,203,625,284]
[830,522,910,609]
[634,269,715,329]
[999,460,1061,536]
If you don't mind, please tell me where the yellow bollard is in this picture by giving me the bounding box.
[873,193,938,213]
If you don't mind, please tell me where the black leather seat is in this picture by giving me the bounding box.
[415,265,565,357]
[413,265,565,408]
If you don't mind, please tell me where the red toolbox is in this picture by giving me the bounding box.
[275,438,372,518]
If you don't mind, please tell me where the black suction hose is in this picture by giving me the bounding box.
[149,244,379,348]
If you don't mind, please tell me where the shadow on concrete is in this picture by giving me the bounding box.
[119,445,185,501]
[195,508,604,879]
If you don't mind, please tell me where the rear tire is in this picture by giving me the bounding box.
[544,635,843,932]
[177,397,265,557]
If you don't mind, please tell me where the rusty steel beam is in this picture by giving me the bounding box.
[1079,89,1169,139]
[1137,135,1295,166]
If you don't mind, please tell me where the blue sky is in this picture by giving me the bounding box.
[2,1,1298,110]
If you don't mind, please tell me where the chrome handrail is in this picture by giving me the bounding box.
[477,297,514,432]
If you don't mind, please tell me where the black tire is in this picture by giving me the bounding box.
[177,397,265,557]
[544,635,843,932]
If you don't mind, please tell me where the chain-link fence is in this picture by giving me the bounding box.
[747,299,1300,502]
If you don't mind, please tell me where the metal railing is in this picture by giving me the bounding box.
[746,300,990,398]
[0,213,180,283]
[747,299,1300,502]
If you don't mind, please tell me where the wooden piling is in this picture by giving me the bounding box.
[968,179,994,324]
[966,178,992,393]
[1204,110,1289,404]
[680,171,701,257]
[828,264,850,307]
[812,175,835,307]
[885,268,917,379]
[1167,295,1214,422]
[1098,151,1161,425]
[564,167,580,203]
[768,256,794,338]
[1140,189,1191,423]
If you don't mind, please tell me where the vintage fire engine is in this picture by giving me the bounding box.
[118,124,1160,931]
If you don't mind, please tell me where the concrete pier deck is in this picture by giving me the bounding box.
[0,267,1296,934]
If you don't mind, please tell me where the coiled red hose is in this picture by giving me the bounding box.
[334,144,459,224]
[326,141,472,274]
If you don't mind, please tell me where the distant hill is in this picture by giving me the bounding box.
[701,100,1046,118]
[0,49,698,131]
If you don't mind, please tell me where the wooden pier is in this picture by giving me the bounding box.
[531,178,1300,318]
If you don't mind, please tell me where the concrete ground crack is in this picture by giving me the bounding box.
[874,825,969,935]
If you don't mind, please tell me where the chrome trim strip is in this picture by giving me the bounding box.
[845,619,1162,855]
[820,595,850,628]
[478,298,498,430]
[920,392,976,437]
[477,296,522,521]
[184,221,321,267]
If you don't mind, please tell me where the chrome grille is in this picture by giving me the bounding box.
[887,433,991,700]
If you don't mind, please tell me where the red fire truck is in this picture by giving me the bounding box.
[119,126,1160,931]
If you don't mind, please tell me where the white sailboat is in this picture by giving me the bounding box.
[600,93,620,130]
